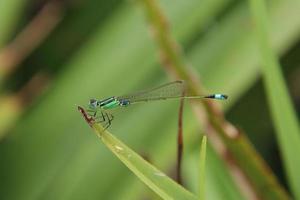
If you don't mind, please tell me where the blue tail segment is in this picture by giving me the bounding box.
[205,94,228,100]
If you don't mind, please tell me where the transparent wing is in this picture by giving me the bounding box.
[117,80,186,104]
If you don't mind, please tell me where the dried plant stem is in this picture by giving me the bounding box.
[0,1,63,76]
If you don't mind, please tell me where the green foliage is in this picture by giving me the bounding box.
[249,0,300,198]
[0,0,299,199]
[0,0,26,47]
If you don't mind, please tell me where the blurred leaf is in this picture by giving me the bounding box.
[0,0,25,47]
[249,0,300,198]
[190,0,300,104]
[0,0,26,82]
[0,96,22,139]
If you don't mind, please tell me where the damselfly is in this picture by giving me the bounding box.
[86,80,227,129]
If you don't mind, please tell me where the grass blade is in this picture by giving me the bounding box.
[78,106,198,200]
[249,0,300,199]
[199,136,207,200]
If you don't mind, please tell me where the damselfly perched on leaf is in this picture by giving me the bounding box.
[86,80,227,129]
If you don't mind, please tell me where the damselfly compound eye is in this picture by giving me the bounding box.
[89,99,98,109]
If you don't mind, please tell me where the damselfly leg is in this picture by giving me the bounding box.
[86,109,114,130]
[86,109,97,117]
[103,112,114,130]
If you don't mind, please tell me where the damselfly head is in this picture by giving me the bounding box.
[89,99,98,109]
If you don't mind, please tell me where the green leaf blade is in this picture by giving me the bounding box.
[249,0,300,199]
[91,122,198,200]
[199,136,207,200]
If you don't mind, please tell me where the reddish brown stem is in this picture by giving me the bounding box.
[176,93,185,185]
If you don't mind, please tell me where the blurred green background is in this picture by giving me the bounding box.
[0,0,299,199]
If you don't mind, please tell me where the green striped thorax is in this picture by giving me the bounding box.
[89,97,130,111]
